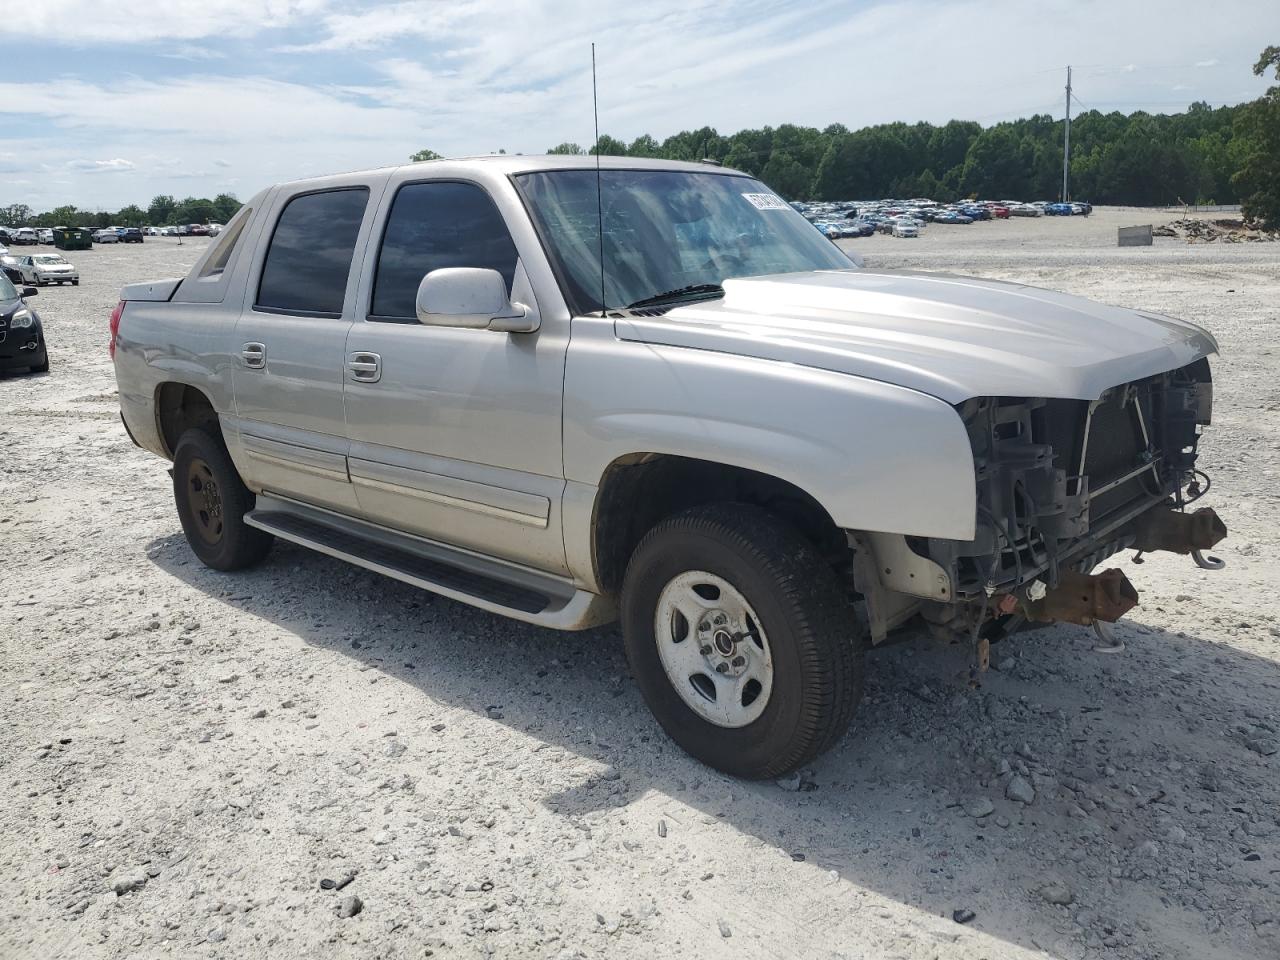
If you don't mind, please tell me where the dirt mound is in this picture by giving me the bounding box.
[1153,218,1278,243]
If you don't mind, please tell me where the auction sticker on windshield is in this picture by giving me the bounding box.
[742,192,790,211]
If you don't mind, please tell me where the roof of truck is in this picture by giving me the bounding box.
[275,154,747,190]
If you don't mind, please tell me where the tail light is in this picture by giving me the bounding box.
[108,300,125,359]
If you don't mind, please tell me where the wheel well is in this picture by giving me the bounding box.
[155,383,219,457]
[592,454,848,595]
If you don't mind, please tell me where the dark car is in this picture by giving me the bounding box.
[120,227,144,243]
[0,276,48,375]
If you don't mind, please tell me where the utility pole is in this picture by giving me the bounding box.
[1062,65,1072,202]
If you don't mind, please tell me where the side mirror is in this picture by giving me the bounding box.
[22,286,37,298]
[415,267,538,333]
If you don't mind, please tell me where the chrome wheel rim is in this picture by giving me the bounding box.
[654,571,773,728]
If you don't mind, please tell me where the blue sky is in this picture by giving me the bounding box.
[1,0,1277,211]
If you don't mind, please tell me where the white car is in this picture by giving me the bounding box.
[93,228,120,244]
[892,221,920,238]
[16,253,79,286]
[36,228,53,244]
[11,227,38,245]
[0,245,20,281]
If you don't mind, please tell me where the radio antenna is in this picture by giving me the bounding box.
[592,42,606,316]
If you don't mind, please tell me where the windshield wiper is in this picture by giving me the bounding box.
[624,283,724,311]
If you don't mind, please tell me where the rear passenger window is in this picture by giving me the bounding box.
[256,187,368,317]
[369,182,518,322]
[199,206,251,279]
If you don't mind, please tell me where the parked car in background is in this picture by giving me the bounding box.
[892,220,919,238]
[93,228,120,244]
[0,246,20,281]
[120,228,144,243]
[15,253,78,286]
[37,228,54,243]
[0,275,48,375]
[987,205,1011,219]
[188,224,210,236]
[208,223,224,236]
[934,211,974,224]
[11,228,38,245]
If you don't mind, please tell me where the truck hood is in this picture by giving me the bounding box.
[615,270,1218,404]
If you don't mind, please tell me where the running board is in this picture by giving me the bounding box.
[245,496,615,630]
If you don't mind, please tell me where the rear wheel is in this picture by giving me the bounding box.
[172,428,272,571]
[621,503,866,779]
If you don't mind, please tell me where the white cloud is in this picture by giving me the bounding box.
[65,158,136,172]
[1194,58,1219,68]
[276,0,478,52]
[1,0,327,44]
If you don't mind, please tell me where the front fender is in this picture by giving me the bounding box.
[563,320,978,541]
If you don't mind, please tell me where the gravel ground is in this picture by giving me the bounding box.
[2,209,1278,960]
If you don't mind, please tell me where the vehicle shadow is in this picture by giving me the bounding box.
[149,532,1279,958]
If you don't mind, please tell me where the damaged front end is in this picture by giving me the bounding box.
[854,358,1227,648]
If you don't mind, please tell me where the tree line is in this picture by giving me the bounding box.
[538,101,1248,207]
[1,194,242,230]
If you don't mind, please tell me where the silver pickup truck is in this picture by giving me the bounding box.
[112,156,1226,779]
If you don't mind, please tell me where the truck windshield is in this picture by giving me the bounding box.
[515,169,854,315]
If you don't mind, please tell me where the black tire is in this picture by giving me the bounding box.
[71,279,79,286]
[30,351,48,374]
[172,427,272,571]
[621,503,866,779]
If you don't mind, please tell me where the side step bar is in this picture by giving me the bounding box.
[245,496,615,631]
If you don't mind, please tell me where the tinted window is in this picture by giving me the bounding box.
[370,181,517,322]
[256,187,368,317]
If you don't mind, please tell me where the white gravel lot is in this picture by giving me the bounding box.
[2,209,1278,960]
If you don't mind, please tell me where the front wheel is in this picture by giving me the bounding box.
[621,504,866,779]
[172,428,273,571]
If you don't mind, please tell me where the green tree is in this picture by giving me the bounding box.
[148,195,176,225]
[409,148,443,162]
[1,203,33,225]
[172,197,217,225]
[627,134,661,157]
[115,204,146,226]
[589,134,629,156]
[546,142,586,155]
[212,193,242,223]
[1233,45,1280,229]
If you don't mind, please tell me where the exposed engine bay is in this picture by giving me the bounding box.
[853,358,1228,648]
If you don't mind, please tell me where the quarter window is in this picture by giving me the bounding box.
[256,187,368,317]
[370,182,518,322]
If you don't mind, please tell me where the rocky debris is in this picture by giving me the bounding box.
[1246,737,1278,756]
[1006,775,1036,805]
[337,895,363,919]
[964,798,996,818]
[110,871,148,896]
[1037,881,1074,906]
[717,919,732,938]
[1152,217,1277,243]
[952,909,976,925]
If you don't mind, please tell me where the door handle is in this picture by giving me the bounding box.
[347,351,381,383]
[241,342,266,369]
